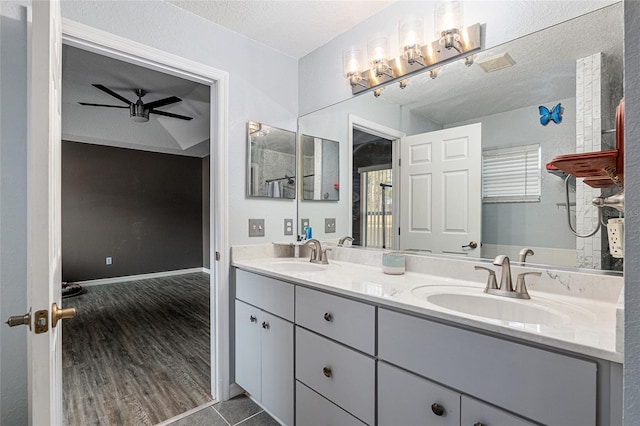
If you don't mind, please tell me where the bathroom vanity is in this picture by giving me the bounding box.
[231,246,623,426]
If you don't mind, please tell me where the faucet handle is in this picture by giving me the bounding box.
[475,266,498,291]
[321,248,332,265]
[514,272,541,299]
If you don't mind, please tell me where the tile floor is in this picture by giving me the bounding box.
[166,395,279,426]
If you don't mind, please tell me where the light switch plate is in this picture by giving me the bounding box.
[249,219,265,237]
[301,218,310,231]
[284,219,293,235]
[325,218,336,233]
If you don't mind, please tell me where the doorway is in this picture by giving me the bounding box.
[54,19,230,423]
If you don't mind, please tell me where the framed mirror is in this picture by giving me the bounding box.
[301,134,340,201]
[297,3,623,272]
[247,121,296,199]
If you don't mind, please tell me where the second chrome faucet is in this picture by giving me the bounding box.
[475,255,541,300]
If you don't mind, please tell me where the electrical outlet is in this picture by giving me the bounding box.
[106,257,112,265]
[301,218,310,231]
[325,218,336,233]
[249,219,265,237]
[284,219,293,235]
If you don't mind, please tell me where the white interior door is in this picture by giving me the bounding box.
[28,0,64,423]
[400,123,482,256]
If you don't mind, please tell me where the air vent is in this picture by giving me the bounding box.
[476,52,516,73]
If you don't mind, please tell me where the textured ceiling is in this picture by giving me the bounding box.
[62,45,211,157]
[168,0,396,58]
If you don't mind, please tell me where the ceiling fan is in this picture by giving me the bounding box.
[79,84,193,122]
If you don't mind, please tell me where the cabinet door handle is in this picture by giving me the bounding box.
[322,366,332,378]
[250,315,257,323]
[473,423,485,426]
[431,403,445,416]
[262,321,269,329]
[323,312,333,322]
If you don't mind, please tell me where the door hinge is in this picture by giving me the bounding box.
[215,251,221,261]
[398,158,401,167]
[398,227,401,236]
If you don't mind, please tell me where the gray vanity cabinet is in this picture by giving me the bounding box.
[295,286,376,425]
[378,308,597,426]
[235,271,294,426]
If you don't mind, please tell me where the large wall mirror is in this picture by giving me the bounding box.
[297,4,623,272]
[247,121,296,199]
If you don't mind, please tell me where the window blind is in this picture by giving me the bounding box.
[482,144,541,203]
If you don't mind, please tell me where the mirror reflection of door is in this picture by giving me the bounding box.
[352,129,395,248]
[400,123,482,257]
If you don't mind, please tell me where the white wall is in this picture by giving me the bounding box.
[624,1,640,422]
[298,0,616,115]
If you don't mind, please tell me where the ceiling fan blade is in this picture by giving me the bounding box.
[92,84,132,105]
[78,102,129,108]
[144,96,182,110]
[150,110,193,121]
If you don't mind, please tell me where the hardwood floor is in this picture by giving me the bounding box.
[62,273,212,425]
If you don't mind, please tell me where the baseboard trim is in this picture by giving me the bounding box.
[202,267,211,275]
[74,267,208,287]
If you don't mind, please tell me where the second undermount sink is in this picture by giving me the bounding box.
[268,260,326,273]
[411,285,594,326]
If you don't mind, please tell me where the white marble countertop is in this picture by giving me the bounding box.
[232,255,622,363]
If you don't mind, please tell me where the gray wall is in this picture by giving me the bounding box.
[624,1,640,423]
[0,3,29,424]
[62,141,204,281]
[448,97,577,249]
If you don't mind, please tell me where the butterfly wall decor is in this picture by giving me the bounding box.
[539,103,563,125]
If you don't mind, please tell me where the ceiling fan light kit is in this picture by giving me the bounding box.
[78,84,193,122]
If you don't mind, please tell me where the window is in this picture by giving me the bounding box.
[482,144,541,203]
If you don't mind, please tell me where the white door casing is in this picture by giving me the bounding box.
[28,1,63,424]
[400,123,482,256]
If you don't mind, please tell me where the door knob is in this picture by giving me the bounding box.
[51,303,76,328]
[5,310,31,330]
[462,240,478,249]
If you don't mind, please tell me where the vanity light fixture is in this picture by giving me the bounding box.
[373,87,385,97]
[248,121,269,138]
[368,34,393,78]
[343,1,482,96]
[399,16,425,66]
[435,1,464,52]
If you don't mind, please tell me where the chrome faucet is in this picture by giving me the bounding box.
[518,248,535,263]
[338,236,354,246]
[475,255,540,300]
[304,239,330,264]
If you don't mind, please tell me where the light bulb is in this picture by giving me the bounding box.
[399,17,425,65]
[434,1,463,50]
[343,47,364,87]
[367,33,390,77]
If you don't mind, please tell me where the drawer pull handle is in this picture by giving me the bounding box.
[250,315,257,323]
[431,403,445,416]
[262,321,270,329]
[323,312,333,322]
[323,367,332,378]
[474,423,485,426]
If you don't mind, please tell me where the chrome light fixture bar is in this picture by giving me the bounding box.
[348,23,482,95]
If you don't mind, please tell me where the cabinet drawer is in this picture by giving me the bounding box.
[296,327,375,425]
[295,286,375,354]
[378,362,460,426]
[296,381,366,426]
[378,308,597,426]
[236,269,294,321]
[461,395,536,426]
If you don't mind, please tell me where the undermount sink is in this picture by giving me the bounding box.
[268,261,326,273]
[411,285,594,326]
